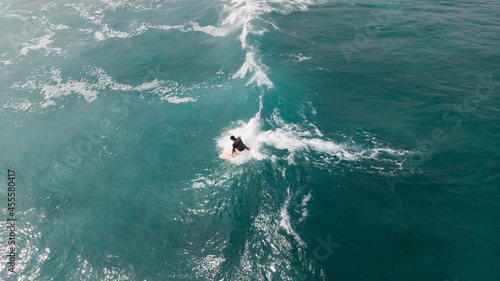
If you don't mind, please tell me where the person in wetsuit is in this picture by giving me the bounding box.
[230,135,250,156]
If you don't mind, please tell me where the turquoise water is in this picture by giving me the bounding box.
[1,0,499,280]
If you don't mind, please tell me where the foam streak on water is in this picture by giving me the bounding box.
[187,0,322,88]
[217,107,414,169]
[10,66,199,108]
[280,187,306,246]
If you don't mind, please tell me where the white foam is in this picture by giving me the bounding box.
[125,0,321,87]
[0,4,76,60]
[54,24,70,30]
[94,31,106,41]
[279,188,306,246]
[217,110,266,164]
[307,101,317,117]
[64,0,321,88]
[10,68,96,107]
[98,0,163,12]
[0,53,13,66]
[102,24,132,39]
[217,110,344,165]
[217,106,413,168]
[133,79,161,91]
[11,66,201,107]
[70,3,105,26]
[19,33,62,56]
[3,99,33,111]
[187,22,232,37]
[78,28,94,34]
[232,50,274,88]
[298,192,311,223]
[216,0,323,87]
[87,67,133,91]
[161,96,197,103]
[291,53,312,62]
[69,3,184,41]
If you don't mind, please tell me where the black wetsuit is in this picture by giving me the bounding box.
[232,137,248,153]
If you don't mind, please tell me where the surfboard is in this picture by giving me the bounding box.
[219,151,233,159]
[219,147,250,159]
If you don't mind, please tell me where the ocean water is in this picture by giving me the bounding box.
[0,0,499,280]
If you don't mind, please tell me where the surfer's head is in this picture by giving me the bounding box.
[230,136,235,141]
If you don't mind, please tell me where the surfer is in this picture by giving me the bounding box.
[230,135,250,156]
